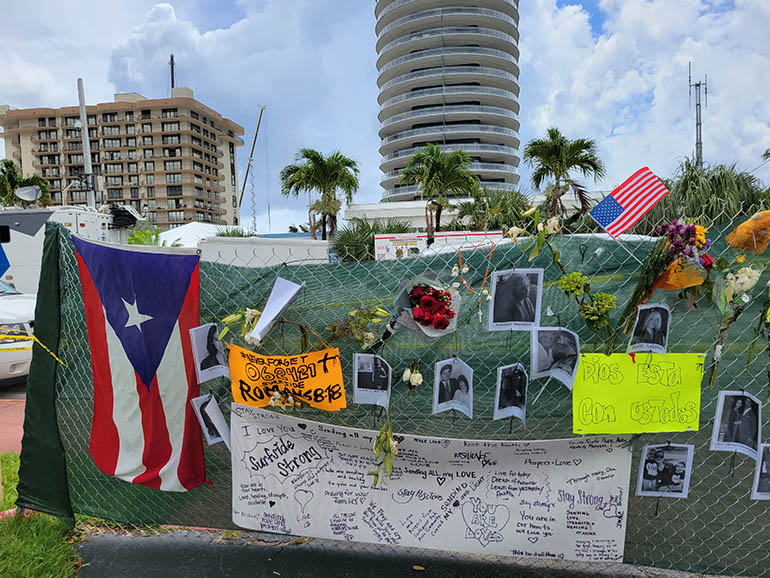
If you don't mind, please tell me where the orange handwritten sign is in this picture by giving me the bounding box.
[229,344,346,411]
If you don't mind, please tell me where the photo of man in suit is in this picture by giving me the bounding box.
[711,390,762,459]
[437,363,458,404]
[353,353,391,409]
[489,269,542,330]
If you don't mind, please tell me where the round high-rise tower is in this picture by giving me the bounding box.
[375,0,521,201]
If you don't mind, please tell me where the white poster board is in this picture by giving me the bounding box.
[231,405,632,562]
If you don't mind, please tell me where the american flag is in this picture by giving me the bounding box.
[589,167,669,237]
[73,236,206,492]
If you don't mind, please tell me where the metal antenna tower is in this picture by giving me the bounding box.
[689,61,708,166]
[169,54,176,89]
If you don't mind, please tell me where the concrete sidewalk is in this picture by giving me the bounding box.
[0,399,25,453]
[76,529,739,578]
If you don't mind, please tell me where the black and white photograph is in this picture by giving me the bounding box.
[493,363,528,423]
[752,444,770,500]
[433,357,473,419]
[190,394,230,448]
[636,444,695,499]
[353,353,391,408]
[710,390,762,459]
[628,303,671,354]
[488,268,543,331]
[531,327,580,389]
[189,323,230,384]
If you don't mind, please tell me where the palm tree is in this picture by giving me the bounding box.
[0,159,51,207]
[448,188,532,231]
[280,148,360,240]
[763,147,770,162]
[399,144,479,245]
[523,127,605,217]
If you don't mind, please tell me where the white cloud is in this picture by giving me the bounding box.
[517,0,770,193]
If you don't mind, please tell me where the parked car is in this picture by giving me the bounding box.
[0,279,36,386]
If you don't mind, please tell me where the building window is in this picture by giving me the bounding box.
[128,175,139,185]
[48,117,56,127]
[146,186,155,198]
[142,136,153,146]
[191,123,201,134]
[103,113,118,122]
[126,137,137,148]
[127,162,138,173]
[191,136,202,146]
[107,188,123,199]
[166,173,182,184]
[66,142,81,151]
[144,161,155,171]
[147,212,157,222]
[130,187,139,199]
[105,163,122,174]
[106,176,123,186]
[126,125,136,135]
[65,116,79,127]
[162,108,178,118]
[68,154,84,164]
[103,126,120,136]
[162,134,180,145]
[168,211,185,222]
[166,185,183,196]
[146,174,155,185]
[127,149,137,159]
[143,148,154,158]
[162,122,179,132]
[163,147,181,157]
[65,129,80,139]
[103,138,121,148]
[126,111,135,121]
[232,195,237,208]
[38,118,47,127]
[88,128,97,138]
[103,151,121,161]
[164,160,182,170]
[87,115,96,125]
[193,161,203,171]
[141,109,151,120]
[142,123,152,133]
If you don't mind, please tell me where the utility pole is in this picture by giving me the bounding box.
[77,78,95,208]
[169,54,176,90]
[689,61,708,167]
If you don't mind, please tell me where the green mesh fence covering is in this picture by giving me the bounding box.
[50,216,770,577]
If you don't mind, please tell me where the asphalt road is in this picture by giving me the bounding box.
[75,530,737,578]
[0,381,25,400]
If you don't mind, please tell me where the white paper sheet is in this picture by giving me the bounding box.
[231,405,632,562]
[247,277,305,344]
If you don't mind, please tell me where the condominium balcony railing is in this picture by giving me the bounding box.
[377,6,517,43]
[381,143,519,164]
[378,45,517,76]
[380,104,518,130]
[379,85,519,111]
[378,26,518,58]
[381,123,519,146]
[379,65,518,93]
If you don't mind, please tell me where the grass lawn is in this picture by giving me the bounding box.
[0,452,78,578]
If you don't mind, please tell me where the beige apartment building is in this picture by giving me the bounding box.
[0,87,245,230]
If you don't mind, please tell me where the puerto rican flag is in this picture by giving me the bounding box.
[73,236,205,492]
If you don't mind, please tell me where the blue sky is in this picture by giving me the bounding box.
[1,0,769,232]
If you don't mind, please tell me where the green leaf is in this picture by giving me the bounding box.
[529,243,540,261]
[715,257,730,271]
[372,473,379,487]
[552,249,561,264]
[532,208,540,228]
[385,458,394,477]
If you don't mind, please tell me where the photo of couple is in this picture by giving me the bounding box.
[433,357,473,419]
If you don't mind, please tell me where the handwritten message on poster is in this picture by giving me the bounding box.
[229,345,346,411]
[231,405,632,562]
[573,353,705,435]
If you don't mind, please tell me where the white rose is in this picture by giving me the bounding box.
[402,368,412,382]
[410,371,423,386]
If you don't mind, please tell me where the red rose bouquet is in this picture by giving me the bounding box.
[395,277,460,337]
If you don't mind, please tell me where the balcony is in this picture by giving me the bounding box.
[378,45,518,84]
[381,123,519,149]
[379,85,519,115]
[383,180,518,201]
[380,143,519,171]
[380,104,519,135]
[377,7,518,52]
[376,0,519,27]
[379,66,519,102]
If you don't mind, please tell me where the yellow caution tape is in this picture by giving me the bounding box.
[0,333,67,367]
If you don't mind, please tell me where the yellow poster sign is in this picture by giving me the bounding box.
[573,352,705,434]
[229,344,346,411]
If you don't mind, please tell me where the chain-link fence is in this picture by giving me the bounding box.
[51,209,770,577]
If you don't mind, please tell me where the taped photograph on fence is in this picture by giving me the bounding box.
[488,268,543,331]
[711,390,761,459]
[531,327,579,389]
[433,357,473,418]
[190,323,230,383]
[636,444,694,499]
[191,394,230,448]
[628,303,670,354]
[493,363,527,424]
[353,353,391,409]
[752,444,770,500]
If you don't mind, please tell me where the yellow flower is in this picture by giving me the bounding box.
[694,225,708,249]
[736,253,746,263]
